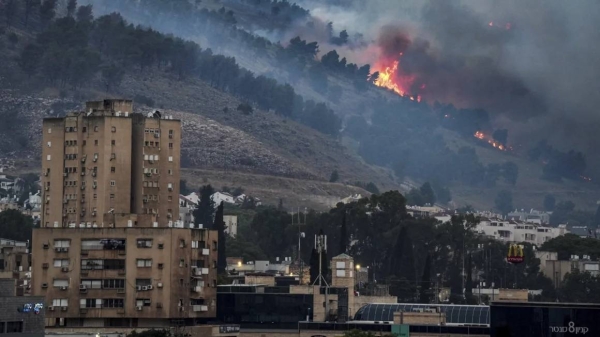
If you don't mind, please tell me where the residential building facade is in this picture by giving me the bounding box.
[32,100,219,328]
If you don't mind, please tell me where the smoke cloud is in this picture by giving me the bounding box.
[297,0,600,169]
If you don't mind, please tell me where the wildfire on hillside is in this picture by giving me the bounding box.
[474,131,511,151]
[372,53,422,102]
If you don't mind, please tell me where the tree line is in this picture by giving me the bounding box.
[13,5,341,136]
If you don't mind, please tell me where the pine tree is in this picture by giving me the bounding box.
[309,248,319,284]
[214,201,227,274]
[419,254,432,303]
[193,184,215,229]
[465,253,473,298]
[339,211,347,255]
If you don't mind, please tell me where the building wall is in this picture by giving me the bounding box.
[31,227,218,326]
[0,295,45,337]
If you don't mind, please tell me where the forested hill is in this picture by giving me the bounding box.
[1,0,599,211]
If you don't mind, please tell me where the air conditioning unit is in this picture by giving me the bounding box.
[92,184,97,189]
[156,303,163,309]
[48,306,54,311]
[91,172,96,177]
[157,282,163,288]
[201,268,209,275]
[154,133,159,138]
[45,186,49,191]
[142,286,148,291]
[81,157,86,163]
[117,288,125,294]
[202,248,209,256]
[80,288,87,294]
[61,267,69,272]
[147,285,153,290]
[79,285,86,290]
[61,307,68,311]
[81,185,85,190]
[42,283,48,288]
[137,306,143,311]
[63,199,68,204]
[54,247,62,253]
[60,286,67,290]
[42,263,49,269]
[193,286,202,293]
[81,171,85,176]
[136,286,142,291]
[92,212,96,217]
[62,247,69,252]
[63,173,68,177]
[143,199,148,203]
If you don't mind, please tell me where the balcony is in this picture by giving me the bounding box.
[192,305,208,312]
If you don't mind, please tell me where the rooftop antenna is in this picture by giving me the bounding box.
[312,231,329,287]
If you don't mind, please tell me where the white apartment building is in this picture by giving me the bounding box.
[475,218,569,246]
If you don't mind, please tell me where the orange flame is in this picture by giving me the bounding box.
[372,54,419,100]
[473,131,511,151]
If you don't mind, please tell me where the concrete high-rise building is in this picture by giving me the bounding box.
[32,99,219,329]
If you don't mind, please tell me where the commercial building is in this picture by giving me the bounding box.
[490,301,600,336]
[0,279,45,337]
[32,100,219,329]
[536,251,600,288]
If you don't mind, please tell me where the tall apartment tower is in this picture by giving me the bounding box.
[32,100,218,329]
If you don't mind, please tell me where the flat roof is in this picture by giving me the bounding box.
[354,303,489,326]
[491,301,600,308]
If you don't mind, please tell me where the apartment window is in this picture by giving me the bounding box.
[94,139,98,145]
[179,259,184,267]
[103,299,124,308]
[6,322,23,333]
[111,140,116,145]
[168,196,172,201]
[110,194,115,199]
[212,241,217,251]
[103,279,125,289]
[136,299,152,307]
[48,128,52,134]
[83,140,86,146]
[80,279,101,289]
[136,259,152,268]
[110,180,116,187]
[93,194,97,199]
[111,126,116,132]
[54,240,70,248]
[47,141,51,147]
[168,169,173,175]
[47,155,51,161]
[168,156,173,162]
[53,259,69,268]
[169,143,173,149]
[53,279,69,287]
[145,141,149,146]
[80,299,102,308]
[136,279,152,287]
[180,239,185,248]
[82,126,87,132]
[169,130,173,137]
[137,239,153,248]
[94,126,99,132]
[52,299,68,307]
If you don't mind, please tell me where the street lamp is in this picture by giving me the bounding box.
[355,264,361,290]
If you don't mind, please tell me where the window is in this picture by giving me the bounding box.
[136,279,152,287]
[179,259,184,267]
[168,196,172,201]
[93,194,97,199]
[6,321,23,333]
[54,240,70,248]
[53,279,69,287]
[168,169,173,175]
[212,240,218,251]
[53,259,69,268]
[111,126,116,132]
[103,279,125,289]
[110,194,115,199]
[94,126,99,132]
[180,239,186,248]
[83,140,86,146]
[52,299,68,307]
[48,128,52,134]
[168,156,173,162]
[110,180,116,187]
[111,153,116,160]
[137,259,152,268]
[80,298,102,308]
[47,154,51,161]
[169,130,173,137]
[80,279,102,289]
[94,139,98,145]
[103,299,124,308]
[136,299,152,307]
[169,143,173,149]
[82,126,87,132]
[137,239,153,248]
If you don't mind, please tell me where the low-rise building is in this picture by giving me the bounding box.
[211,192,235,206]
[0,238,31,296]
[0,278,45,336]
[474,218,568,246]
[223,215,237,237]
